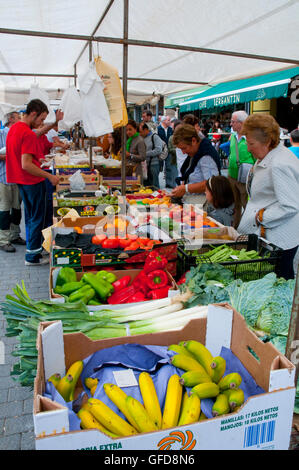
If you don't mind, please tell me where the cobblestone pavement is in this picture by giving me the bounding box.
[0,217,49,450]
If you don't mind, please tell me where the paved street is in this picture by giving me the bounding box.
[0,218,49,450]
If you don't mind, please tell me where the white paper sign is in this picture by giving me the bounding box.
[113,369,138,388]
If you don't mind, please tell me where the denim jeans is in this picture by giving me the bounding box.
[164,153,178,188]
[18,181,46,262]
[147,162,160,189]
[44,177,54,229]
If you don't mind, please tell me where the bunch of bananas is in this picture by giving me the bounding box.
[168,340,245,417]
[47,340,245,439]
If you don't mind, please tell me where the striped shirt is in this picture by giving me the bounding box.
[0,127,10,184]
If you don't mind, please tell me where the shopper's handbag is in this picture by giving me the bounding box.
[235,137,253,184]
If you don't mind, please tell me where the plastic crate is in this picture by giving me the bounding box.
[178,234,283,281]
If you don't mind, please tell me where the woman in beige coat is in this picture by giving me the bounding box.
[238,114,299,280]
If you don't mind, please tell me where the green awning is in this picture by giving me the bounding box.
[180,67,299,112]
[164,85,210,108]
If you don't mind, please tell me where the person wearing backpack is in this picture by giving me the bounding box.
[139,122,165,188]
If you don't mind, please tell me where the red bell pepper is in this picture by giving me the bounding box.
[112,275,131,292]
[146,269,169,290]
[129,291,146,303]
[107,285,137,304]
[177,272,189,285]
[131,270,150,295]
[144,250,168,273]
[147,286,170,300]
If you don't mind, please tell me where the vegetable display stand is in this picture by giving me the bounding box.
[178,234,283,281]
[55,168,100,192]
[53,192,121,219]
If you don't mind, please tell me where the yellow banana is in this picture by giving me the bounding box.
[170,354,209,374]
[88,398,138,437]
[57,360,84,402]
[162,374,182,430]
[168,344,197,359]
[179,370,212,387]
[77,408,119,438]
[139,372,162,429]
[184,340,213,377]
[210,356,226,383]
[126,396,159,433]
[90,384,97,396]
[103,383,139,430]
[191,382,219,399]
[199,411,207,421]
[48,373,61,388]
[223,388,245,410]
[56,374,74,402]
[67,361,83,401]
[212,393,230,417]
[85,377,98,389]
[218,373,242,391]
[178,392,201,426]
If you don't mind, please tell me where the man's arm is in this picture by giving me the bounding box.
[21,154,60,186]
[34,109,64,137]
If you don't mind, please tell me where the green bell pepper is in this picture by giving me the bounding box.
[87,299,103,306]
[82,272,114,302]
[96,270,117,284]
[68,284,95,303]
[54,280,84,296]
[56,267,77,287]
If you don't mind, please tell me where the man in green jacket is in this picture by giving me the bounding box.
[228,110,255,228]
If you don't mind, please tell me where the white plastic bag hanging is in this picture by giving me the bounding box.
[29,84,56,123]
[79,62,113,137]
[58,86,82,131]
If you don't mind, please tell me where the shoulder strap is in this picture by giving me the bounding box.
[234,135,240,166]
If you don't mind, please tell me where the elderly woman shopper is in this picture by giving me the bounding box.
[125,119,146,184]
[171,124,221,205]
[238,114,299,280]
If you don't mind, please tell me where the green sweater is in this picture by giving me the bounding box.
[228,134,255,180]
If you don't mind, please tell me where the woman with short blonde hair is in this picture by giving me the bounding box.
[238,114,299,279]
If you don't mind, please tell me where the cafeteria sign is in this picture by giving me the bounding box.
[198,93,241,110]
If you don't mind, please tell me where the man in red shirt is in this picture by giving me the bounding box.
[6,99,60,266]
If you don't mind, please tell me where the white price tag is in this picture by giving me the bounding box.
[230,255,239,260]
[56,257,70,265]
[113,369,138,388]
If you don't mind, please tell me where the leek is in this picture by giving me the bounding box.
[109,302,184,323]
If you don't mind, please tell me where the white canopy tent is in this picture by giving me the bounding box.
[0,0,299,106]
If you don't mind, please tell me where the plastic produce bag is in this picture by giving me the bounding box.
[68,170,86,191]
[95,56,128,129]
[29,83,56,123]
[79,62,113,137]
[58,86,82,131]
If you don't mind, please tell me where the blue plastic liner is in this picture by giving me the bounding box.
[44,343,265,431]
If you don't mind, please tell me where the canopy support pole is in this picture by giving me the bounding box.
[0,27,298,66]
[285,269,299,389]
[121,0,129,196]
[88,41,93,170]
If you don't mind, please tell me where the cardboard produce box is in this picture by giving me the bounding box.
[33,304,296,450]
[56,169,100,192]
[49,267,178,310]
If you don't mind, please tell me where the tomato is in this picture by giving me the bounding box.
[101,238,120,249]
[92,235,107,245]
[127,234,138,240]
[127,241,140,251]
[118,238,132,249]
